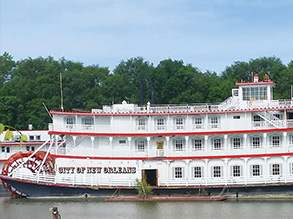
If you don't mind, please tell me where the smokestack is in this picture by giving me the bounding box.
[139,79,144,105]
[151,82,155,104]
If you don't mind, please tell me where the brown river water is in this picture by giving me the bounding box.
[1,193,293,219]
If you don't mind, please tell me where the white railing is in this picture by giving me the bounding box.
[11,169,293,188]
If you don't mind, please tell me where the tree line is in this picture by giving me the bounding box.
[0,52,293,130]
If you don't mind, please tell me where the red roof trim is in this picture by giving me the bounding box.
[50,106,293,117]
[51,152,293,161]
[236,81,275,86]
[49,127,293,137]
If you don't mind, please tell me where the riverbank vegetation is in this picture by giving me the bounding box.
[0,52,292,129]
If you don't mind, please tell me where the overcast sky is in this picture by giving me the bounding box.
[1,0,293,73]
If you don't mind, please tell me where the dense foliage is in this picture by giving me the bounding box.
[0,52,292,129]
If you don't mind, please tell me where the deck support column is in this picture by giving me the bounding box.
[244,157,248,185]
[263,133,267,152]
[109,137,113,156]
[128,137,132,156]
[185,136,189,154]
[165,136,170,156]
[224,158,228,185]
[283,132,288,151]
[91,137,95,150]
[204,135,208,155]
[283,156,288,183]
[243,134,247,153]
[147,137,151,156]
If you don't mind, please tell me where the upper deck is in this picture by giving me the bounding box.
[49,75,293,135]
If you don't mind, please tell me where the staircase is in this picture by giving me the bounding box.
[256,111,285,128]
[64,136,86,154]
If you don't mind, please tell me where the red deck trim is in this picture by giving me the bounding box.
[50,105,293,117]
[0,142,49,146]
[51,152,293,161]
[49,127,293,137]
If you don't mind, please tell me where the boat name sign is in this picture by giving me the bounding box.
[58,166,137,174]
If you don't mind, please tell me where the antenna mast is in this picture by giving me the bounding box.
[60,72,64,111]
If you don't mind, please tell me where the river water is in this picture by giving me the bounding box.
[1,193,293,219]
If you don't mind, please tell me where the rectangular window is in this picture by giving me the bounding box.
[66,117,74,124]
[232,165,241,177]
[29,135,34,141]
[174,167,183,178]
[157,118,165,130]
[271,164,280,175]
[6,147,10,153]
[213,138,222,150]
[26,146,30,151]
[210,117,219,128]
[136,140,145,152]
[174,139,184,151]
[193,138,203,151]
[194,117,203,129]
[233,116,240,119]
[175,117,184,129]
[232,137,241,149]
[213,166,222,178]
[243,87,250,101]
[252,165,261,176]
[119,139,126,145]
[1,146,5,152]
[194,167,203,178]
[83,118,93,125]
[137,118,146,130]
[36,135,41,141]
[252,136,261,148]
[271,136,281,147]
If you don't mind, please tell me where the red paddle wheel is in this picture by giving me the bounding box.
[1,151,55,197]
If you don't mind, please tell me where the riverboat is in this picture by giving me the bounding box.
[2,74,293,197]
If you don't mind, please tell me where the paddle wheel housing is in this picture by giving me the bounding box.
[1,151,55,196]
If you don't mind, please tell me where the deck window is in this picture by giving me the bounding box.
[232,165,242,177]
[135,139,146,152]
[173,138,184,151]
[156,118,165,130]
[137,118,147,130]
[271,164,281,176]
[210,116,219,129]
[193,138,204,151]
[243,87,267,101]
[251,164,261,176]
[231,137,242,149]
[193,166,203,178]
[212,138,223,150]
[270,135,281,148]
[251,136,262,148]
[212,166,222,178]
[173,167,184,178]
[65,117,75,127]
[174,117,184,130]
[82,117,93,125]
[193,117,203,129]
